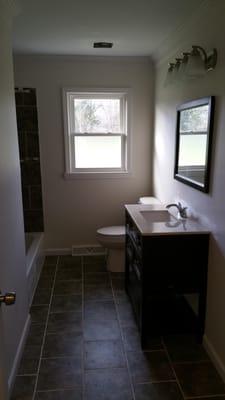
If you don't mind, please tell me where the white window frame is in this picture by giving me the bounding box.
[62,88,131,178]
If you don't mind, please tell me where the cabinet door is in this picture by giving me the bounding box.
[143,235,208,293]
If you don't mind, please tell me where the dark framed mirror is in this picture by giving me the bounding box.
[174,96,215,192]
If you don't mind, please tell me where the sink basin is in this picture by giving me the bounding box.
[140,210,176,224]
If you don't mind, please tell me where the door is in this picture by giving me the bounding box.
[0,2,29,398]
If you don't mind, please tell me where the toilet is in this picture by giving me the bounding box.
[96,196,160,272]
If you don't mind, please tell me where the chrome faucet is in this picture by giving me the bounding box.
[166,202,188,219]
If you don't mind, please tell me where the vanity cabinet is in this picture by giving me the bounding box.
[125,210,209,348]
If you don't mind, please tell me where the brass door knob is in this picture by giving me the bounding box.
[0,292,16,306]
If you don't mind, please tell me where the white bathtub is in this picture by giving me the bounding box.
[25,233,45,306]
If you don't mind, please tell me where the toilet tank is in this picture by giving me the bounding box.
[138,196,161,205]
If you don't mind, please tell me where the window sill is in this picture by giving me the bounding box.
[64,171,131,180]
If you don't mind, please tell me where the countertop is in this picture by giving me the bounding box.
[125,204,210,236]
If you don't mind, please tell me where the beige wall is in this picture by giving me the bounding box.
[153,0,225,378]
[0,1,29,393]
[14,56,154,249]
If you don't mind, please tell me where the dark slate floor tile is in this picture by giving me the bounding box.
[84,301,117,321]
[84,273,110,286]
[122,326,163,352]
[42,332,82,358]
[84,284,113,302]
[58,256,82,267]
[134,382,183,400]
[32,289,52,305]
[116,301,137,327]
[111,279,129,301]
[37,277,54,290]
[56,267,82,281]
[44,256,58,265]
[11,375,36,400]
[50,295,82,313]
[35,388,82,400]
[53,280,82,295]
[84,368,133,400]
[84,340,126,370]
[127,350,175,384]
[37,358,82,391]
[26,324,46,346]
[84,318,121,341]
[174,362,225,397]
[30,305,49,324]
[163,334,209,362]
[83,255,106,265]
[84,262,107,274]
[47,312,82,334]
[18,357,40,375]
[40,266,56,279]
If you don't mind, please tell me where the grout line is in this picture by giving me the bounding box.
[161,337,187,400]
[35,388,81,393]
[31,256,59,400]
[136,379,177,385]
[110,273,136,400]
[126,349,169,354]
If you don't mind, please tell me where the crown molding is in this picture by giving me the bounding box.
[152,0,212,67]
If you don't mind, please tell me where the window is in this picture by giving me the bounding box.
[63,88,130,176]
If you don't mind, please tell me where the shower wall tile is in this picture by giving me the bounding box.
[27,132,40,158]
[24,210,44,233]
[15,90,23,105]
[15,88,44,233]
[23,88,37,106]
[22,186,30,210]
[23,107,38,131]
[30,186,43,210]
[18,131,26,159]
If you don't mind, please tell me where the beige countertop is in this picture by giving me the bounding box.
[125,204,210,236]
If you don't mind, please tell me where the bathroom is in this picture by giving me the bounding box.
[1,0,225,399]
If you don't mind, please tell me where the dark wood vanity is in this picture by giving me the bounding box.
[125,209,210,348]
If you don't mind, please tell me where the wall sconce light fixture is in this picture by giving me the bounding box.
[165,45,217,85]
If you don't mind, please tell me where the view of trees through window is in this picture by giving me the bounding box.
[180,105,209,133]
[74,98,121,133]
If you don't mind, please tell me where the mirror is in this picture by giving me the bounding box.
[174,96,215,192]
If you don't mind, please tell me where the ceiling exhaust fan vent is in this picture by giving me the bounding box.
[93,42,113,48]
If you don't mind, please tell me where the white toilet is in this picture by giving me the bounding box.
[96,197,160,272]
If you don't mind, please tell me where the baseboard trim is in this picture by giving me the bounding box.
[203,334,225,383]
[8,314,31,394]
[45,248,71,256]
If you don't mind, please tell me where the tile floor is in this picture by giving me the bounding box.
[11,255,225,400]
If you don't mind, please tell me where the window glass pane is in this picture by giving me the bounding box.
[180,105,209,133]
[74,99,121,133]
[178,134,207,166]
[74,136,122,168]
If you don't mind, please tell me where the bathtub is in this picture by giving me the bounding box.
[25,233,45,306]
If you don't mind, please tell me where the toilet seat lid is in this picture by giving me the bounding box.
[97,226,125,236]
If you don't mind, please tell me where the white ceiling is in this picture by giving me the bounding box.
[13,0,205,58]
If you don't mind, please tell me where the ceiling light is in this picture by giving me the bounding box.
[165,45,217,85]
